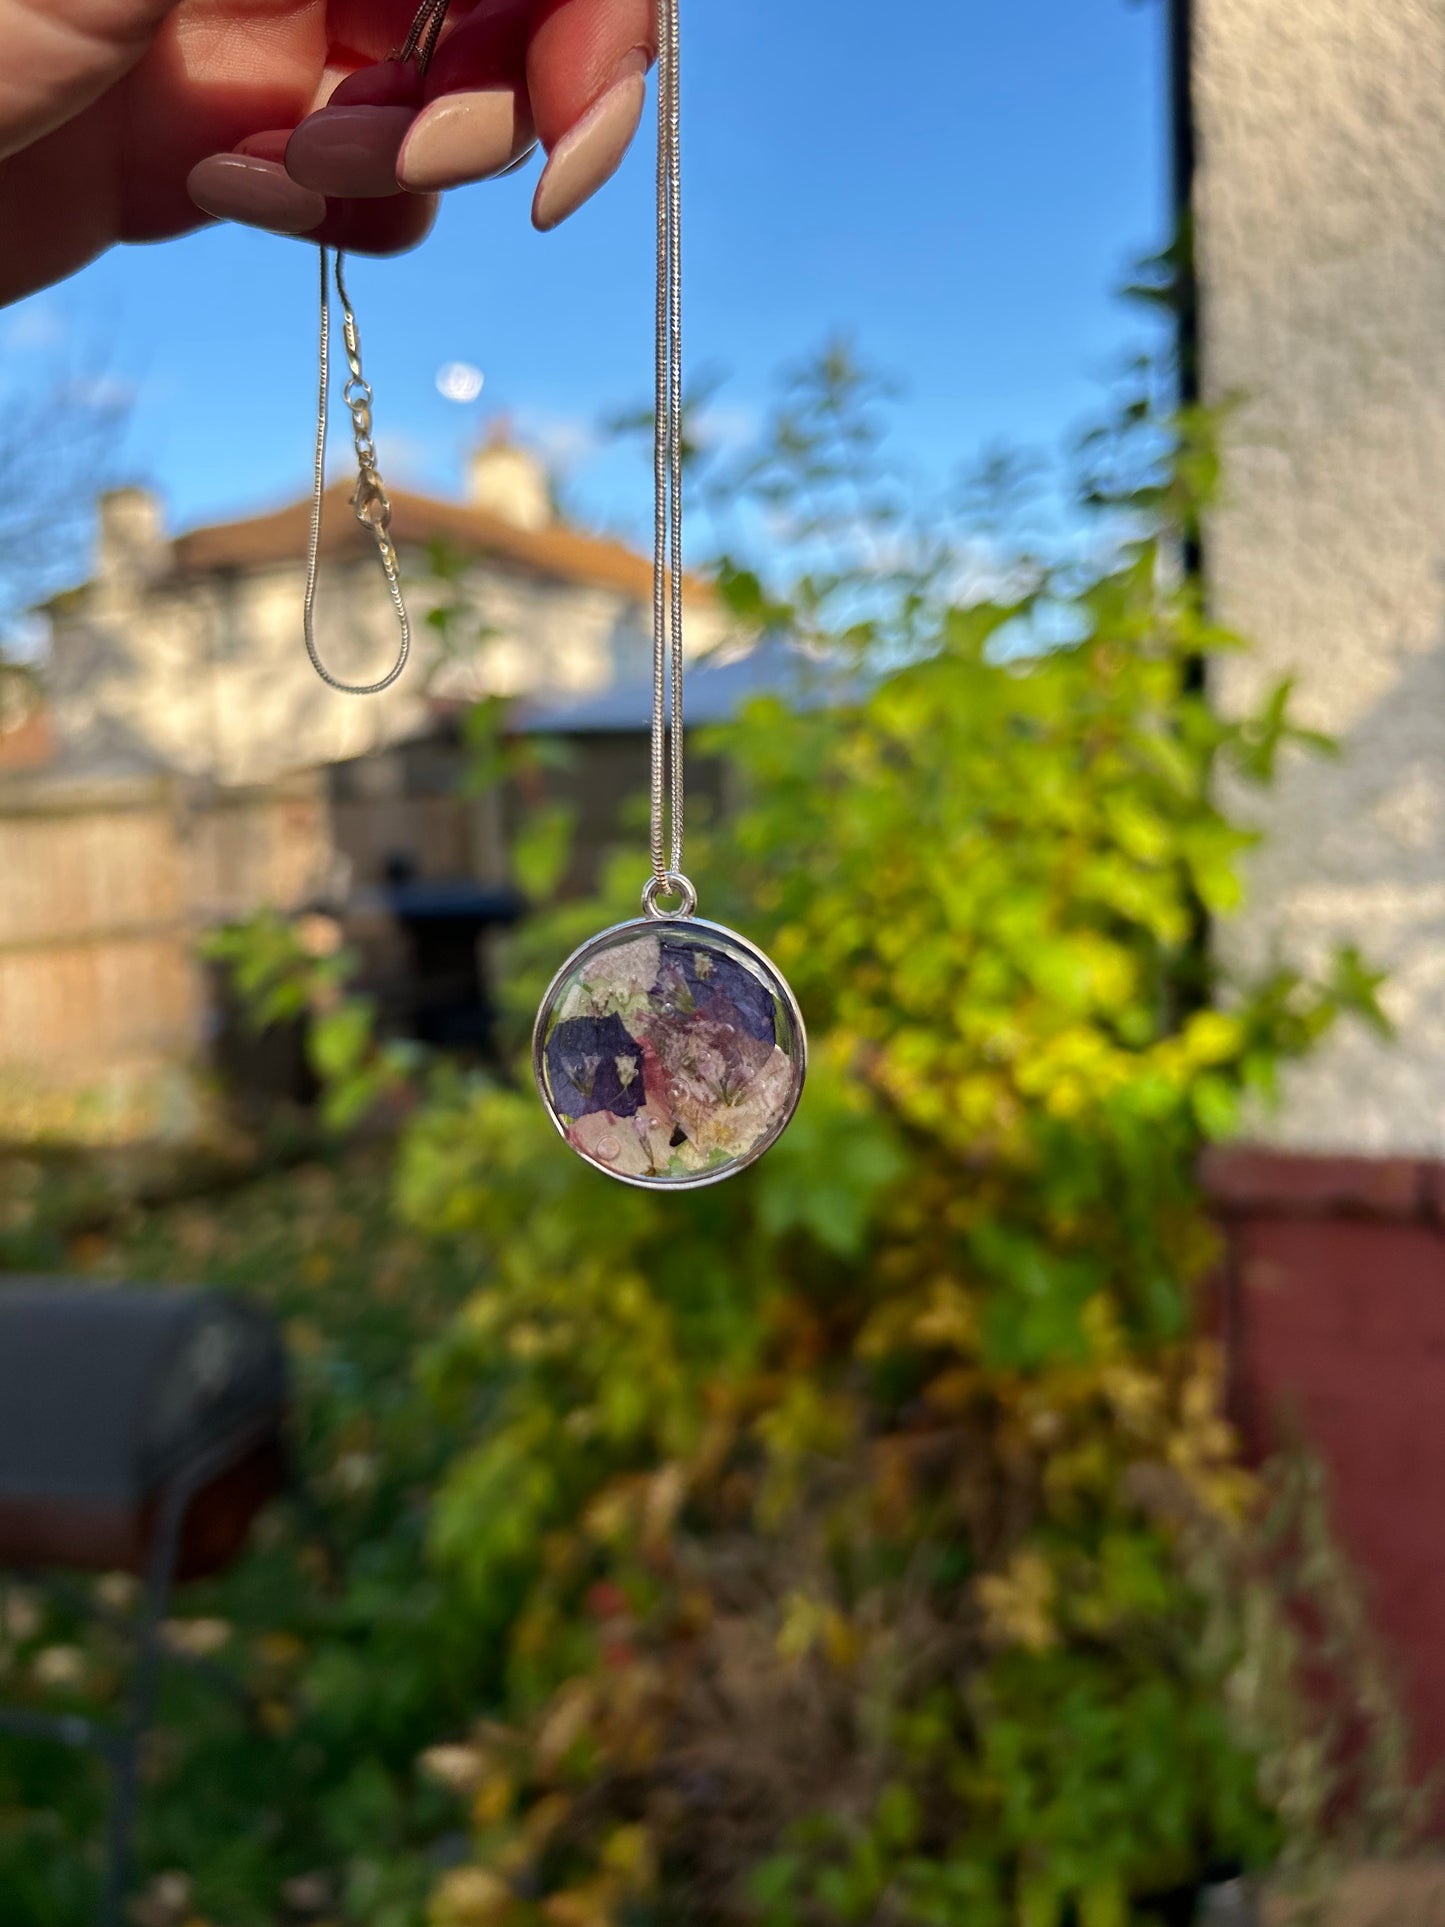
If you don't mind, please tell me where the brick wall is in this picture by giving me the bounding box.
[1206,1146,1445,1788]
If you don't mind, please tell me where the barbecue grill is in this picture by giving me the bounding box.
[0,1281,289,1926]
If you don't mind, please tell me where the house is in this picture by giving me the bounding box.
[41,432,730,792]
[0,437,744,1136]
[1184,0,1445,1790]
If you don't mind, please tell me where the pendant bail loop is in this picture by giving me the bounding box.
[642,872,697,920]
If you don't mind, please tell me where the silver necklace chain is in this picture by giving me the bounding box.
[302,0,452,698]
[644,0,693,918]
[301,0,694,902]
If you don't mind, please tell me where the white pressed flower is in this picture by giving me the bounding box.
[569,1109,655,1178]
[683,1045,795,1161]
[577,935,660,1014]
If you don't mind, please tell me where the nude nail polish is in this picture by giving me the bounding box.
[286,106,416,199]
[397,89,530,192]
[187,154,328,236]
[532,56,649,232]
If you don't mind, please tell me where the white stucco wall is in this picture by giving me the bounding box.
[1196,0,1445,1154]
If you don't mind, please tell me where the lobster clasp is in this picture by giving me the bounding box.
[351,468,392,534]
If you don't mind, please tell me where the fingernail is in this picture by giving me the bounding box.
[397,88,531,192]
[187,153,327,235]
[234,129,292,164]
[286,105,415,198]
[532,56,649,232]
[329,60,424,109]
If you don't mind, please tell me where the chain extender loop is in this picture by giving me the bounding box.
[301,0,452,697]
[302,250,411,697]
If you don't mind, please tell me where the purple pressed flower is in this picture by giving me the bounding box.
[546,1013,646,1120]
[655,941,777,1046]
[646,1012,793,1161]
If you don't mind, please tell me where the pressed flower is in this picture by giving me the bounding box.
[642,1011,791,1161]
[577,934,661,1016]
[568,1110,656,1178]
[537,920,804,1184]
[546,1013,647,1120]
[673,1042,795,1160]
[655,940,778,1045]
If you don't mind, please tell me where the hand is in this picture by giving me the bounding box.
[0,0,657,305]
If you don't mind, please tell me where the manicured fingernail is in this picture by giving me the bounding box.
[235,129,292,165]
[532,55,649,232]
[286,105,415,198]
[329,60,424,109]
[397,88,531,191]
[187,153,327,235]
[497,142,540,178]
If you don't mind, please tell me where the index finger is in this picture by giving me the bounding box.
[401,0,655,219]
[525,0,656,228]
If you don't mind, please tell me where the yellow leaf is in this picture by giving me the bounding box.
[472,1772,514,1828]
[536,1681,594,1772]
[522,1792,574,1846]
[776,1591,826,1662]
[912,1278,980,1353]
[431,1866,514,1927]
[643,1464,686,1545]
[542,1880,619,1927]
[821,1607,863,1673]
[601,1822,656,1888]
[1181,1009,1243,1067]
[976,1552,1058,1655]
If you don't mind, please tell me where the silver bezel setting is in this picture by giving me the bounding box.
[532,915,808,1191]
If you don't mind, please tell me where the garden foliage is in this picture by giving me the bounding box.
[0,342,1404,1926]
[394,346,1391,1927]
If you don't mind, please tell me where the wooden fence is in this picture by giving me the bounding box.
[0,774,332,1118]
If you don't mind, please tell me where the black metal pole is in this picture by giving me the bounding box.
[95,1478,189,1927]
[1169,0,1200,416]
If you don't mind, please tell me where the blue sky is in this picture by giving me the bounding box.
[2,0,1168,553]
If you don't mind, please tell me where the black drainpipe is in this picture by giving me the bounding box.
[1169,0,1201,421]
[1166,0,1214,1019]
[1168,0,1206,704]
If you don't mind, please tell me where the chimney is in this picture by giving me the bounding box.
[96,486,170,594]
[465,425,552,531]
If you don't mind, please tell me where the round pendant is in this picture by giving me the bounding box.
[533,916,807,1189]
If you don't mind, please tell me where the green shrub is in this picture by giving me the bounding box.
[390,348,1393,1927]
[2,343,1403,1927]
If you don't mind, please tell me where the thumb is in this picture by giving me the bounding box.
[0,0,181,160]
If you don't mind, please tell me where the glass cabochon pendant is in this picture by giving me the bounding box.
[533,902,807,1190]
[532,0,804,1188]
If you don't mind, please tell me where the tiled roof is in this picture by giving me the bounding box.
[170,485,708,604]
